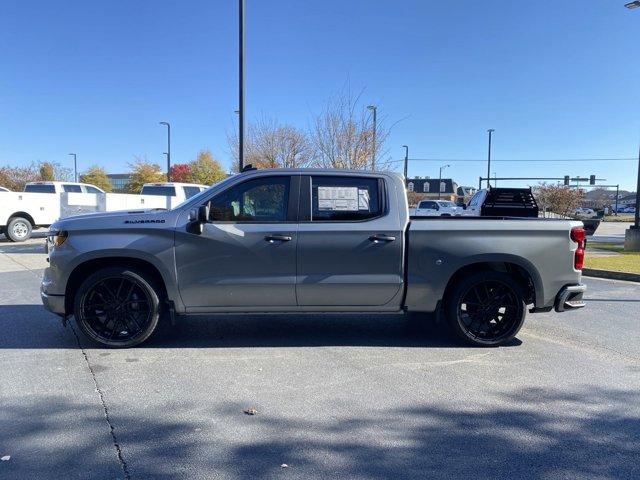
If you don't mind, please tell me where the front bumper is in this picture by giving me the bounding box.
[554,284,587,312]
[41,287,66,316]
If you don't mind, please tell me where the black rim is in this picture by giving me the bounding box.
[79,276,153,343]
[457,280,520,341]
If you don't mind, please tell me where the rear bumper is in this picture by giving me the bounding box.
[554,284,587,312]
[41,287,66,316]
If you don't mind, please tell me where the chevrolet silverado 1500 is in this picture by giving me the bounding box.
[41,169,586,348]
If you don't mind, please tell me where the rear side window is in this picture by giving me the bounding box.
[183,186,201,199]
[141,186,176,197]
[311,176,382,221]
[24,184,56,193]
[63,184,82,193]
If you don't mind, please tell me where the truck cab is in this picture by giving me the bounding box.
[24,181,105,194]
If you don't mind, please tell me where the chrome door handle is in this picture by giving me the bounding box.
[265,234,292,243]
[369,234,396,243]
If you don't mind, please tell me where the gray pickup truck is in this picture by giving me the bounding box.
[41,169,586,348]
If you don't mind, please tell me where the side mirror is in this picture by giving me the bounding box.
[187,204,209,234]
[462,204,467,210]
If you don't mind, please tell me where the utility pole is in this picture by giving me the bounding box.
[367,105,377,170]
[238,0,245,172]
[486,129,494,188]
[159,122,171,181]
[402,145,409,182]
[68,153,77,182]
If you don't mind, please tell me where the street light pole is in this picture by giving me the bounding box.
[624,1,640,250]
[159,122,171,181]
[486,129,494,188]
[367,105,377,170]
[402,145,409,182]
[438,164,450,199]
[68,153,77,182]
[238,0,245,172]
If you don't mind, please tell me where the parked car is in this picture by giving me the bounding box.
[413,200,462,217]
[571,207,597,219]
[463,187,539,218]
[42,168,586,349]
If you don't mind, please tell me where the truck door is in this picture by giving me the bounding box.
[296,175,403,307]
[175,175,299,309]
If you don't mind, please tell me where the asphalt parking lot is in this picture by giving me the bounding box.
[1,238,639,480]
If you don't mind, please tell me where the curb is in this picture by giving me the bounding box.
[583,268,640,283]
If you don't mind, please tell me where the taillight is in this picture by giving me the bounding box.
[571,227,586,270]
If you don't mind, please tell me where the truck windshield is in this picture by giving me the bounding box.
[24,184,56,193]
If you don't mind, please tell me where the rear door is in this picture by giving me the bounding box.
[296,174,403,307]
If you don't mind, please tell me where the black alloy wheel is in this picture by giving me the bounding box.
[74,267,161,347]
[445,270,526,347]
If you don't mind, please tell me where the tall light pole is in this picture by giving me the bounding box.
[625,1,640,250]
[367,105,377,170]
[493,171,497,187]
[486,129,495,188]
[402,145,409,181]
[438,164,450,199]
[238,0,245,172]
[159,122,171,181]
[68,153,77,182]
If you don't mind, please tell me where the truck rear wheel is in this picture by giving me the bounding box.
[6,217,33,242]
[73,267,162,348]
[445,270,526,347]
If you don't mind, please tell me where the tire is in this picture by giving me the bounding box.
[73,266,162,348]
[6,217,32,242]
[445,270,526,347]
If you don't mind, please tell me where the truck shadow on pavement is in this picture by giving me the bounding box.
[1,387,638,479]
[0,305,522,349]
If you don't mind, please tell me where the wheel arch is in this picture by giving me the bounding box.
[64,256,175,314]
[8,212,35,227]
[441,256,542,308]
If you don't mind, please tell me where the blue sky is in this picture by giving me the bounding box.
[1,0,639,190]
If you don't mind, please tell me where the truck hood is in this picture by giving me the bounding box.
[50,208,174,231]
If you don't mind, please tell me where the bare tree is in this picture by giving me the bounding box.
[534,183,585,217]
[228,116,312,171]
[309,87,391,170]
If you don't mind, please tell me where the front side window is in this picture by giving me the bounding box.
[85,186,103,194]
[420,201,438,210]
[63,184,82,193]
[183,186,201,199]
[468,192,481,207]
[311,176,382,221]
[208,176,290,222]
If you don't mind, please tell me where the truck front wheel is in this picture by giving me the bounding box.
[6,217,33,242]
[445,270,526,347]
[73,267,162,348]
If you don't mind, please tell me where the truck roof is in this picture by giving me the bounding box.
[25,181,98,187]
[142,182,208,188]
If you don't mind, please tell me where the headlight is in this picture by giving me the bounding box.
[48,230,68,247]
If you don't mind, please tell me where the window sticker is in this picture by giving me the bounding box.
[317,186,359,211]
[358,188,370,211]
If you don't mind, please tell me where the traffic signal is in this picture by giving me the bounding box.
[589,175,596,185]
[564,175,570,186]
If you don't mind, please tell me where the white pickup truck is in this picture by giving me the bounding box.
[0,181,207,242]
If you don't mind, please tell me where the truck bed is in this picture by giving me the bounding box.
[404,217,583,312]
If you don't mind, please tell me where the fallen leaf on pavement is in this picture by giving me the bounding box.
[1,456,10,461]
